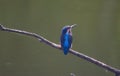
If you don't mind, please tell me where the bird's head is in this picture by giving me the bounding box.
[62,24,76,34]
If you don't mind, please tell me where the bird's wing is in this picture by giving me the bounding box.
[60,34,65,47]
[68,34,72,48]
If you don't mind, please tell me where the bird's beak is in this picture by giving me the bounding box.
[70,24,77,28]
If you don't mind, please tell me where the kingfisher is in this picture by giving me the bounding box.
[60,24,76,55]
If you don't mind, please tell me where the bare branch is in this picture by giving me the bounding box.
[70,73,76,76]
[0,24,120,76]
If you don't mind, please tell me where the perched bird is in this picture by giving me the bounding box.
[60,24,76,55]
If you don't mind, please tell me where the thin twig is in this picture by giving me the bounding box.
[0,24,120,75]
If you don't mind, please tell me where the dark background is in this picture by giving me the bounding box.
[0,0,120,76]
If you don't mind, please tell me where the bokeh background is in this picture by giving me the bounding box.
[0,0,120,76]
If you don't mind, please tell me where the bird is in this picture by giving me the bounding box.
[60,24,76,55]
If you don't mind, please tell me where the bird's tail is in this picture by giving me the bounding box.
[63,48,69,55]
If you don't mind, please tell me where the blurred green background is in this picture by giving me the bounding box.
[0,0,120,76]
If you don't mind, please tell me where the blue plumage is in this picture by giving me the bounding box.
[60,25,76,55]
